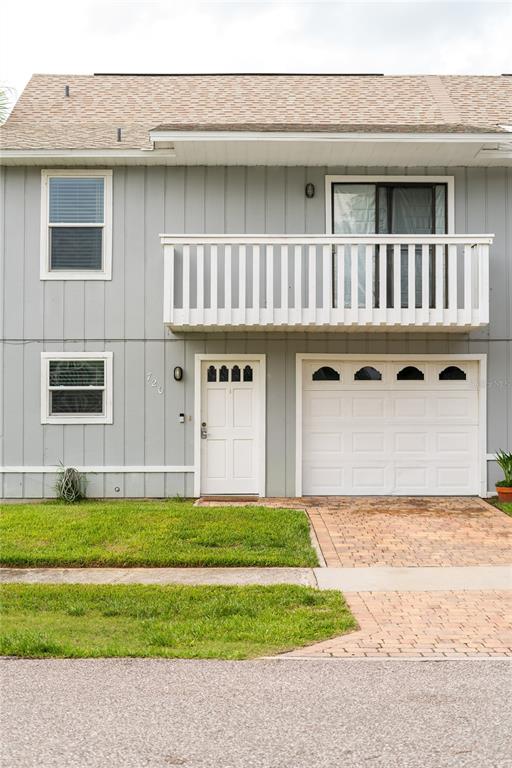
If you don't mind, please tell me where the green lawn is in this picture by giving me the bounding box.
[0,500,318,567]
[0,584,355,659]
[488,497,512,517]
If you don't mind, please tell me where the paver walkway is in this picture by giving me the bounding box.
[282,590,512,658]
[199,497,512,567]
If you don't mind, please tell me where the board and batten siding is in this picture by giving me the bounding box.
[0,165,511,497]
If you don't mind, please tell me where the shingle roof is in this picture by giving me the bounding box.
[1,73,511,150]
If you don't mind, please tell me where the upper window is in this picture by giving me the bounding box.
[41,170,112,280]
[41,353,113,424]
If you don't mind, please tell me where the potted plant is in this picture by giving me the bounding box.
[495,450,512,503]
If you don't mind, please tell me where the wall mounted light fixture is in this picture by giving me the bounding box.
[305,183,315,198]
[173,366,183,381]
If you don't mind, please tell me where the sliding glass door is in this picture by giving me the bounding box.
[332,182,447,308]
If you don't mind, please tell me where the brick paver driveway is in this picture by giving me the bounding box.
[266,496,512,567]
[200,496,512,657]
[283,590,512,658]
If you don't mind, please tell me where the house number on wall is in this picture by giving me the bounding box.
[146,372,164,395]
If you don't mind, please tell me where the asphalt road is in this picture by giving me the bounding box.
[1,659,511,768]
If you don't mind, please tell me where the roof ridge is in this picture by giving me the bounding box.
[424,75,463,124]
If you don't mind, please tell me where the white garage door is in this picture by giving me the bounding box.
[302,359,480,496]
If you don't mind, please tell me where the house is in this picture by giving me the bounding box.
[0,73,511,499]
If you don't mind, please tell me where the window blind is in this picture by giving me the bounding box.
[49,360,105,387]
[47,176,105,272]
[49,360,105,415]
[50,228,103,270]
[49,177,104,223]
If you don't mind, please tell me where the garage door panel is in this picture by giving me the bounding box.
[351,397,386,418]
[352,432,386,453]
[394,432,428,453]
[352,466,388,490]
[305,432,344,453]
[302,359,480,496]
[395,466,429,490]
[392,397,428,418]
[305,467,344,493]
[436,429,477,453]
[435,395,476,419]
[307,394,344,418]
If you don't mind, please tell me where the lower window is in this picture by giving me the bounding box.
[41,352,113,424]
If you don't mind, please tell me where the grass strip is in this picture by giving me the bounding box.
[0,583,355,659]
[0,500,318,567]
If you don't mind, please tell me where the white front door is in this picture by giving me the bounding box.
[301,358,481,496]
[200,359,262,495]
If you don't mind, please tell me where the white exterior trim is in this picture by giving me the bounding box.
[40,169,113,280]
[41,352,113,425]
[295,353,487,498]
[324,175,455,234]
[0,466,193,474]
[194,354,266,497]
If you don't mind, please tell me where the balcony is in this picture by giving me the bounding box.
[161,235,492,332]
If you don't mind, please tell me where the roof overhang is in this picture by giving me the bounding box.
[1,131,511,166]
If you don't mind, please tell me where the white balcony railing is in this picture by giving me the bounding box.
[161,234,492,331]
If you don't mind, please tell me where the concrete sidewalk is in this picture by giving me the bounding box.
[1,565,511,591]
[0,566,316,587]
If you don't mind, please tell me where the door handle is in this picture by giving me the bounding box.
[201,422,208,439]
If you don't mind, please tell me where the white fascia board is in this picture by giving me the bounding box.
[0,148,176,165]
[1,148,161,158]
[150,129,511,144]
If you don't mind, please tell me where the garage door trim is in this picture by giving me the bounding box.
[295,353,487,498]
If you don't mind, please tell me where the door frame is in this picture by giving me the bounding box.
[194,354,266,497]
[295,353,487,498]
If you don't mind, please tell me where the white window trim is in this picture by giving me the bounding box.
[41,352,113,424]
[40,169,113,280]
[324,175,455,235]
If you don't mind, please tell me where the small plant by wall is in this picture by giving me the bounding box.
[55,466,87,503]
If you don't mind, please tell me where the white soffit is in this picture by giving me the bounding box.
[2,134,512,166]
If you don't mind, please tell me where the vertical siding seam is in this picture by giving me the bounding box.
[143,340,146,497]
[21,169,26,342]
[143,167,147,341]
[243,167,247,233]
[223,166,227,233]
[21,171,26,493]
[122,169,126,342]
[0,168,4,342]
[284,167,289,233]
[184,167,188,232]
[203,166,207,234]
[0,172,4,474]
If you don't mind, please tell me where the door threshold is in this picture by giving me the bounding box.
[199,495,260,502]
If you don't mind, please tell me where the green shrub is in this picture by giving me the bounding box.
[496,450,512,486]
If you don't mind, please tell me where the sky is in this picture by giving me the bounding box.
[1,0,512,104]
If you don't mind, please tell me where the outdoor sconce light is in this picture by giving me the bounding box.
[305,183,315,198]
[173,366,184,381]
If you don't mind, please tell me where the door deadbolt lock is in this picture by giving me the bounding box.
[201,422,208,439]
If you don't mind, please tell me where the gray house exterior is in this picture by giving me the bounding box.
[0,74,511,499]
